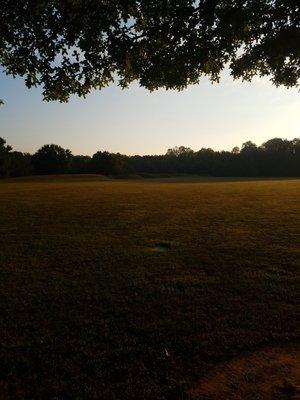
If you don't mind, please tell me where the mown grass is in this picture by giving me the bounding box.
[0,176,299,399]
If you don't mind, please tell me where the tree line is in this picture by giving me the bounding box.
[1,137,300,179]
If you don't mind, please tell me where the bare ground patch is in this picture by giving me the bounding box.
[188,345,300,400]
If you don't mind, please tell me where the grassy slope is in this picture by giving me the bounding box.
[0,176,299,399]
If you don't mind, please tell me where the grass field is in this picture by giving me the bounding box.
[0,176,299,399]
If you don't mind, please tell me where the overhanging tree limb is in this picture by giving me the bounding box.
[0,0,299,102]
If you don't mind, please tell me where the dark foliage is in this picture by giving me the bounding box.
[70,155,92,174]
[91,151,132,175]
[0,1,299,102]
[128,139,300,177]
[32,144,72,175]
[8,151,32,177]
[0,138,31,178]
[0,137,11,177]
[1,137,299,178]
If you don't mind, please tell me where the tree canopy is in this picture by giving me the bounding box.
[32,144,72,174]
[1,1,299,102]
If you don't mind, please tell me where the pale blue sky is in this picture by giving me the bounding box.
[0,71,299,156]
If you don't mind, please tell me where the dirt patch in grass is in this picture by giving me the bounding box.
[188,345,300,400]
[153,242,171,252]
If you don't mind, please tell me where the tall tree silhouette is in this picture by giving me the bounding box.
[33,145,72,175]
[0,137,12,177]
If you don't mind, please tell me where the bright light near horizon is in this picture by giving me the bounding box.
[1,70,299,156]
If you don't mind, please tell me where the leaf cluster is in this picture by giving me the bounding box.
[1,1,299,101]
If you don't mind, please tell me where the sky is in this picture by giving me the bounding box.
[0,70,299,156]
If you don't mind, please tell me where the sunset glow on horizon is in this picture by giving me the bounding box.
[1,71,299,156]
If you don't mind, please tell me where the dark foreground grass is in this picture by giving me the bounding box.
[0,176,299,399]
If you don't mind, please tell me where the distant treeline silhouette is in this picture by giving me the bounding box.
[1,137,300,178]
